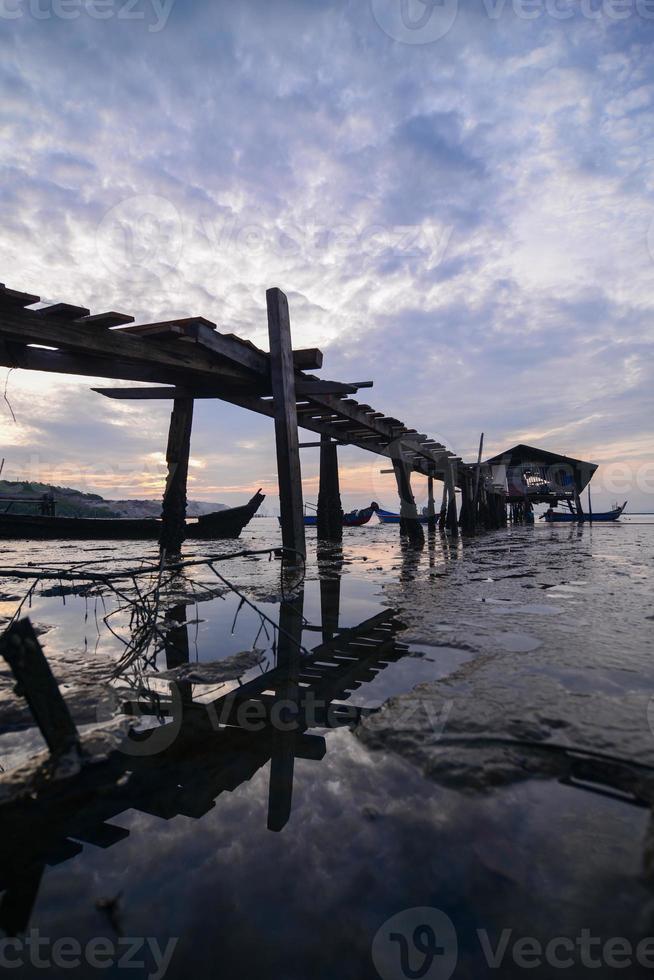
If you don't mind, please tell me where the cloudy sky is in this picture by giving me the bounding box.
[1,0,653,511]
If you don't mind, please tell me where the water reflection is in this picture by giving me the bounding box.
[0,557,408,935]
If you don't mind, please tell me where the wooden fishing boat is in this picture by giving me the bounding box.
[0,490,265,540]
[542,501,627,523]
[280,502,380,528]
[377,508,432,525]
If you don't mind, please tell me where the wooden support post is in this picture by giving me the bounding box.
[392,452,424,546]
[574,488,584,517]
[160,397,194,556]
[445,461,459,537]
[267,288,305,561]
[427,475,436,530]
[459,476,472,535]
[0,618,80,756]
[317,435,342,542]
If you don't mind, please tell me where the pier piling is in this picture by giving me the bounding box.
[160,396,194,556]
[317,435,342,542]
[392,450,424,546]
[267,287,306,561]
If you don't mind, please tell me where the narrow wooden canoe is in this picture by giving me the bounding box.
[0,490,265,540]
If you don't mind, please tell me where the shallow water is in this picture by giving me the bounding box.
[1,516,653,978]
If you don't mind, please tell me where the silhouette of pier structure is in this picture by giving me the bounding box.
[0,280,499,554]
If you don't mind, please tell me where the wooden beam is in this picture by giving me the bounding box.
[267,287,305,561]
[292,348,323,370]
[0,283,40,307]
[160,398,194,556]
[38,303,91,319]
[294,379,358,395]
[0,618,80,757]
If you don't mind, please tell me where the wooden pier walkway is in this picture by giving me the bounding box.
[0,281,504,552]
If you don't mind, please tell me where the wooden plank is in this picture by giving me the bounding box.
[0,618,80,756]
[76,312,135,329]
[38,303,91,319]
[119,316,216,335]
[0,284,40,307]
[267,287,305,561]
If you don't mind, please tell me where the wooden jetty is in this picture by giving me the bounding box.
[0,280,499,555]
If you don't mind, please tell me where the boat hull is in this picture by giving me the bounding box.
[377,509,433,525]
[286,505,377,528]
[0,491,265,541]
[544,502,627,523]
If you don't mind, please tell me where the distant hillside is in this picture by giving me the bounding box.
[0,481,227,518]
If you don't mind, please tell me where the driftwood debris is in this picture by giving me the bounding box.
[0,619,80,757]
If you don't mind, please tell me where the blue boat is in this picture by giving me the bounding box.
[377,508,433,525]
[542,501,627,523]
[279,502,380,528]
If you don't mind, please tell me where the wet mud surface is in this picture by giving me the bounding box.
[0,516,653,978]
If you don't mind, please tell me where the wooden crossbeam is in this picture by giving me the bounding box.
[292,348,323,370]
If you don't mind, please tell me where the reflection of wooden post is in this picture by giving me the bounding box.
[267,288,305,561]
[392,450,424,546]
[268,589,304,831]
[317,435,342,542]
[160,397,194,556]
[438,480,447,531]
[320,563,342,642]
[164,603,193,705]
[427,475,436,530]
